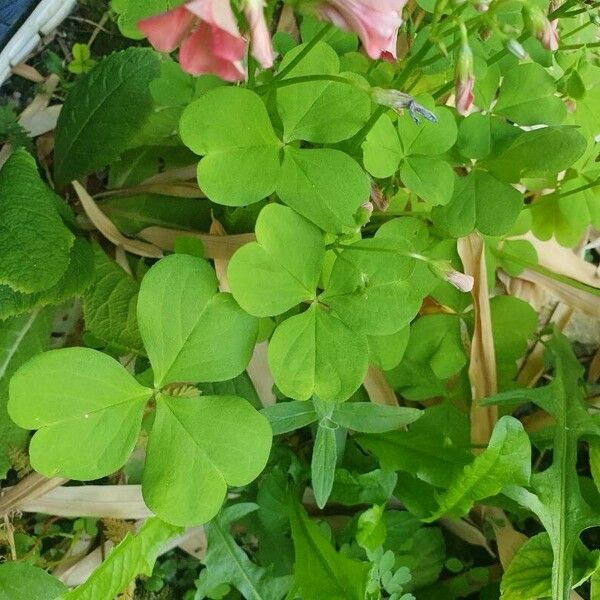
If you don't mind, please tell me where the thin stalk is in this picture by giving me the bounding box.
[560,176,600,198]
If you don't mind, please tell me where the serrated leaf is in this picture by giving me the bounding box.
[196,504,291,600]
[268,304,368,402]
[228,204,324,317]
[500,533,599,600]
[83,244,143,355]
[63,517,181,599]
[143,394,272,525]
[0,238,93,320]
[288,497,370,600]
[0,309,52,478]
[8,347,151,480]
[0,150,74,293]
[483,332,600,599]
[54,48,161,186]
[137,254,257,387]
[426,416,531,521]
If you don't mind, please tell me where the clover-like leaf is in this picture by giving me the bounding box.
[276,41,371,143]
[400,155,455,206]
[268,303,368,402]
[277,146,370,234]
[143,394,272,525]
[432,169,522,237]
[495,63,566,126]
[180,87,282,206]
[137,254,258,387]
[8,347,151,480]
[397,102,457,156]
[228,204,325,317]
[321,237,418,336]
[362,114,403,179]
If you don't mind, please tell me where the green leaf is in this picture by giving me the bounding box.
[63,517,181,599]
[143,394,272,525]
[457,113,492,160]
[180,87,281,206]
[228,204,324,317]
[196,504,291,600]
[312,421,338,509]
[0,150,74,293]
[277,146,370,234]
[432,170,522,237]
[329,469,397,506]
[484,127,587,181]
[500,533,599,600]
[495,63,566,126]
[288,497,370,600]
[261,400,319,435]
[332,402,422,433]
[356,403,471,488]
[426,416,531,521]
[0,563,66,600]
[276,42,370,143]
[268,304,368,402]
[111,0,185,39]
[0,309,52,478]
[483,332,600,599]
[0,237,93,320]
[400,156,455,206]
[83,244,144,355]
[137,254,257,387]
[362,114,403,179]
[357,504,386,552]
[397,103,457,155]
[8,347,151,480]
[322,237,419,335]
[54,48,161,187]
[368,326,410,371]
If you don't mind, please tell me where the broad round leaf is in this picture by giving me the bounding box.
[143,394,272,525]
[277,146,370,234]
[137,254,258,387]
[0,563,66,600]
[180,87,281,206]
[228,204,325,317]
[400,155,455,206]
[322,238,418,336]
[268,304,368,402]
[8,347,151,480]
[362,114,403,179]
[397,104,458,156]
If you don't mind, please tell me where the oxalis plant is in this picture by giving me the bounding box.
[0,0,600,599]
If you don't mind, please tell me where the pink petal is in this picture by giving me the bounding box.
[179,22,246,81]
[185,0,242,38]
[137,6,195,52]
[244,0,275,68]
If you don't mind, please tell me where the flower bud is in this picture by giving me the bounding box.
[371,88,438,124]
[430,260,474,292]
[526,5,559,51]
[370,184,389,212]
[506,38,528,60]
[455,38,474,116]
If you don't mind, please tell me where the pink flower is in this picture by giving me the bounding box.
[455,39,474,116]
[455,75,474,116]
[538,18,559,51]
[243,0,275,68]
[311,0,406,60]
[138,0,246,82]
[446,270,474,293]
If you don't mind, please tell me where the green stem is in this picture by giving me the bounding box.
[490,247,600,298]
[560,41,600,49]
[255,74,365,93]
[273,23,333,81]
[560,176,600,198]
